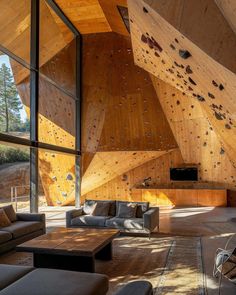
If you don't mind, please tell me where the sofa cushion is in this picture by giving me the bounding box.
[1,221,43,239]
[91,202,110,216]
[117,202,137,218]
[84,200,116,216]
[1,205,17,222]
[71,215,111,227]
[0,264,34,291]
[0,268,109,295]
[106,217,143,230]
[0,231,12,244]
[135,202,149,218]
[116,201,149,218]
[0,209,11,228]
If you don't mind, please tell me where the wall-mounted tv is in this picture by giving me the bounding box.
[170,167,198,181]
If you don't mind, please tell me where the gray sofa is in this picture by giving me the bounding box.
[66,200,159,236]
[0,264,153,295]
[0,205,45,254]
[0,264,108,295]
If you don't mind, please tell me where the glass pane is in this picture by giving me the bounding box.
[0,53,30,139]
[38,149,75,206]
[0,0,31,64]
[39,0,76,96]
[0,143,30,212]
[38,75,75,149]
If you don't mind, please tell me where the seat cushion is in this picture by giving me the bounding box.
[0,264,34,291]
[106,217,143,230]
[1,221,43,239]
[71,215,111,227]
[1,205,17,222]
[84,200,116,216]
[0,268,109,295]
[0,231,12,243]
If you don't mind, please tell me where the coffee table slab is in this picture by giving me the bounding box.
[16,227,120,272]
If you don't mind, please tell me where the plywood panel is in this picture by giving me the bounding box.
[128,0,236,167]
[81,151,168,195]
[83,33,178,152]
[215,0,236,34]
[98,0,129,36]
[151,77,236,189]
[83,149,184,201]
[131,188,227,207]
[54,0,111,34]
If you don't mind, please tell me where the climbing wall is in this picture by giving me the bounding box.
[128,0,236,166]
[82,33,177,153]
[152,77,236,188]
[5,0,236,206]
[83,149,183,201]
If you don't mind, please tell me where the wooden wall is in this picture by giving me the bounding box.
[128,0,236,167]
[151,77,236,189]
[83,149,184,201]
[6,0,236,206]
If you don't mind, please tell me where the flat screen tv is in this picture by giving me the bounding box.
[170,167,198,181]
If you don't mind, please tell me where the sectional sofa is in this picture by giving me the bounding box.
[66,200,159,236]
[0,264,153,295]
[0,205,45,254]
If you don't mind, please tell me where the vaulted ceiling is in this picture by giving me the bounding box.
[2,0,236,205]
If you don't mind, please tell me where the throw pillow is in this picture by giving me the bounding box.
[83,200,97,215]
[1,205,17,222]
[0,209,11,227]
[117,202,137,218]
[91,202,110,216]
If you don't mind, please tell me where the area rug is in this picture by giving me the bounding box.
[0,235,205,295]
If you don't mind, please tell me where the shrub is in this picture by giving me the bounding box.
[0,145,29,165]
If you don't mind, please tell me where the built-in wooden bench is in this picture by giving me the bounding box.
[132,184,227,207]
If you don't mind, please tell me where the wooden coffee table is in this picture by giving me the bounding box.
[16,227,119,273]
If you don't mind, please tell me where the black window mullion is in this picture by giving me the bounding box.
[75,34,82,208]
[30,0,40,213]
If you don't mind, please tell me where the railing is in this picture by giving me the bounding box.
[10,185,30,212]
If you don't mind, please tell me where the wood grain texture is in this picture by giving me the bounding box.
[215,0,236,34]
[151,77,236,189]
[81,151,169,195]
[132,188,227,207]
[82,33,177,152]
[54,0,111,34]
[83,149,184,202]
[128,0,236,168]
[98,0,129,36]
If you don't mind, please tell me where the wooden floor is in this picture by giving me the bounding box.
[37,206,236,294]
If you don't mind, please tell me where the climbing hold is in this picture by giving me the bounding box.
[141,34,147,43]
[214,112,224,120]
[196,95,205,102]
[219,84,224,91]
[212,80,218,87]
[220,148,225,155]
[143,7,148,13]
[188,77,197,85]
[208,92,215,99]
[66,173,73,181]
[186,65,193,74]
[179,49,191,59]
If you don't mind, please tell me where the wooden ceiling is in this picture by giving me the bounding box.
[54,0,128,35]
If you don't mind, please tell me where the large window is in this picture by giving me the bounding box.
[0,0,81,212]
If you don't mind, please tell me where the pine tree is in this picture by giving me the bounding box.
[0,63,22,133]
